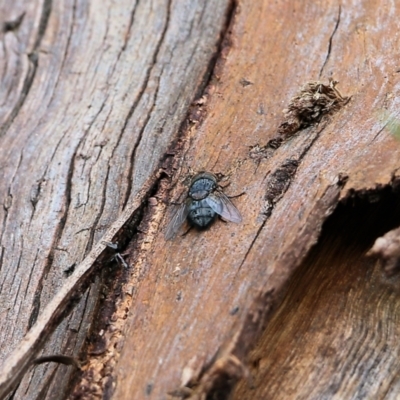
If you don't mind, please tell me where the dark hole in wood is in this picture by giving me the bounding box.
[229,186,400,399]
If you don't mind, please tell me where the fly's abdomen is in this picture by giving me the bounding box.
[188,200,216,228]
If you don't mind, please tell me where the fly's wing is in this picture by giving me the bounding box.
[205,191,242,223]
[164,200,191,240]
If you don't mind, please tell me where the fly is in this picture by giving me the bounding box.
[165,172,242,240]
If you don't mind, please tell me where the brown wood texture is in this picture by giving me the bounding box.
[2,0,400,399]
[109,1,400,399]
[0,0,232,398]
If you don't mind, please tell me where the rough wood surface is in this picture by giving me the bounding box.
[0,0,232,398]
[2,0,400,399]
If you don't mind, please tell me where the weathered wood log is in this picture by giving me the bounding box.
[2,0,400,399]
[0,0,232,398]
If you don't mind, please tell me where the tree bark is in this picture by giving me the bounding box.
[0,0,232,398]
[1,1,400,399]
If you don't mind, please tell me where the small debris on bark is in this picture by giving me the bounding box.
[278,79,350,137]
[239,78,253,87]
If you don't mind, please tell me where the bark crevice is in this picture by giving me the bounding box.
[319,3,341,77]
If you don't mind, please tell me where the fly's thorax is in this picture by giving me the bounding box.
[189,174,217,200]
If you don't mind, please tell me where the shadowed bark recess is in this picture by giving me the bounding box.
[233,188,400,399]
[1,0,400,399]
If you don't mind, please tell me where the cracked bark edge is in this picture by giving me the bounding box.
[0,170,164,399]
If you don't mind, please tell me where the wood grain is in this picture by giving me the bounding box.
[0,0,232,398]
[2,0,400,398]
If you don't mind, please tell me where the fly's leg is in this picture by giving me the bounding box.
[217,187,246,199]
[227,191,246,199]
[114,253,129,269]
[102,241,129,268]
[181,225,193,237]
